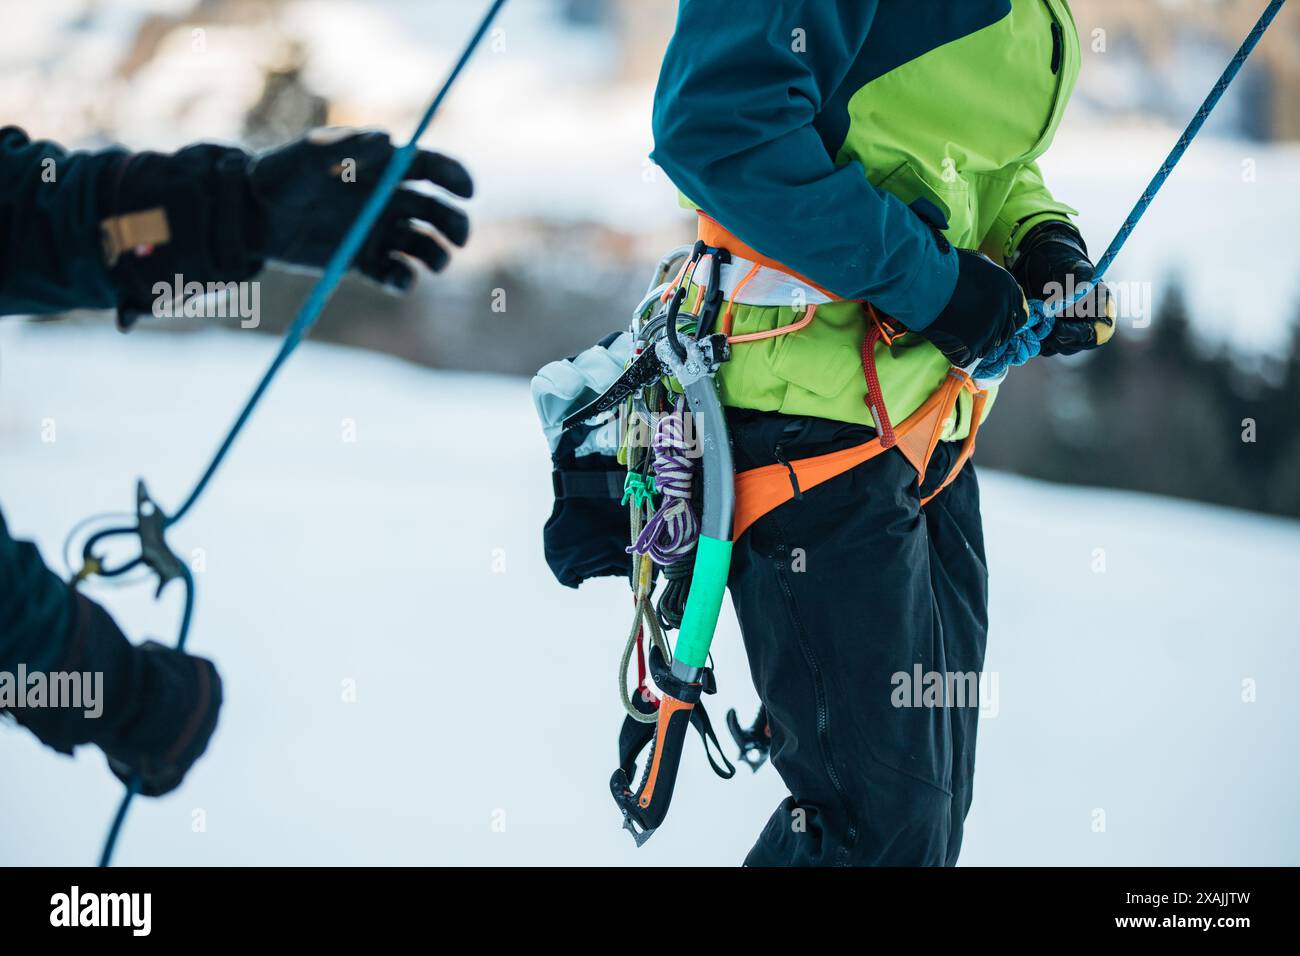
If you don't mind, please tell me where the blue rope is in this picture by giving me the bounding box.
[975,0,1287,378]
[974,300,1053,380]
[169,0,508,526]
[95,0,509,867]
[95,565,195,867]
[98,777,141,868]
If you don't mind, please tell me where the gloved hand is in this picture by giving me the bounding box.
[919,248,1030,369]
[12,593,222,798]
[99,128,473,324]
[248,128,473,290]
[1010,221,1116,356]
[100,641,223,798]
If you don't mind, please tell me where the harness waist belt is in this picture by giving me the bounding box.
[689,213,990,539]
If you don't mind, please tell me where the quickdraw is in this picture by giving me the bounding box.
[563,242,741,845]
[66,0,510,867]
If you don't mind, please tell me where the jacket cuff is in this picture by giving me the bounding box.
[100,144,265,323]
[991,210,1078,266]
[6,593,137,754]
[888,242,960,332]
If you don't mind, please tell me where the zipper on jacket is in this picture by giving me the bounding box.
[1034,0,1072,152]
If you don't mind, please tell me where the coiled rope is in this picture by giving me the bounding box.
[627,396,701,565]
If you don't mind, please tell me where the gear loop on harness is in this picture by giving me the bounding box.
[628,394,700,565]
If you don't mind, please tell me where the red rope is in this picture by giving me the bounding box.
[634,624,659,710]
[861,321,896,447]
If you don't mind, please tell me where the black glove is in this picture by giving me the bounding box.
[248,128,473,290]
[99,128,473,324]
[920,248,1029,368]
[1010,221,1116,357]
[99,142,264,322]
[100,641,223,798]
[13,593,222,798]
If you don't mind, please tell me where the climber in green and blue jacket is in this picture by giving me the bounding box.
[651,0,1114,866]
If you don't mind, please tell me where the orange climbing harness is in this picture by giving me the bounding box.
[685,214,990,541]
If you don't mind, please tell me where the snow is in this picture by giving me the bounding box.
[1,323,1297,865]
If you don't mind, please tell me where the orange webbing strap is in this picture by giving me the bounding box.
[728,304,818,344]
[733,374,986,539]
[720,261,761,336]
[694,214,833,342]
[919,381,987,507]
[661,253,696,304]
[733,372,967,540]
[687,213,989,536]
[697,213,840,300]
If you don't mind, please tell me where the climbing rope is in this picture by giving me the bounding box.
[656,553,695,631]
[974,300,1054,380]
[975,0,1287,378]
[81,0,510,868]
[620,473,672,722]
[627,396,700,565]
[79,0,1286,864]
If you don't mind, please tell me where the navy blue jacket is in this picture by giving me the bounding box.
[0,128,124,680]
[651,0,1033,329]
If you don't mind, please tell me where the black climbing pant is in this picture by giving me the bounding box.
[726,409,990,866]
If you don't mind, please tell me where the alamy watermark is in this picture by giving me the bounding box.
[50,886,151,936]
[152,274,261,328]
[0,665,102,719]
[891,665,999,718]
[1045,275,1153,329]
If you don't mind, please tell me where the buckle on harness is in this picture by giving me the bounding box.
[867,304,903,346]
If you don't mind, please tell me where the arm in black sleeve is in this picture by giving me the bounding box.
[0,506,134,752]
[0,126,123,314]
[0,506,222,795]
[0,126,263,321]
[0,507,80,679]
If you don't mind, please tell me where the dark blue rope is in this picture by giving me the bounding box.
[1086,0,1287,291]
[977,0,1287,378]
[169,0,508,526]
[97,564,193,866]
[98,777,141,868]
[95,0,509,867]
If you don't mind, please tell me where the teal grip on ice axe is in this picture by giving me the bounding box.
[673,534,733,670]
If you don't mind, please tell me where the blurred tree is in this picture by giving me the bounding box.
[243,47,328,150]
[979,278,1300,518]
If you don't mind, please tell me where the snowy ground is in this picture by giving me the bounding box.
[1,322,1298,866]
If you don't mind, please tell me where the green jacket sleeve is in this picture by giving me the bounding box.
[651,0,959,331]
[982,160,1079,265]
